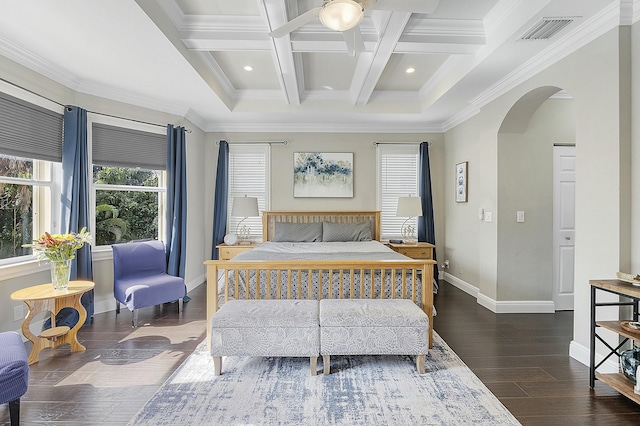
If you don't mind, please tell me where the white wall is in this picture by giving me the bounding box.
[443,27,632,366]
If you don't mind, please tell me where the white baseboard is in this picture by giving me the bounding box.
[569,339,619,372]
[443,273,555,314]
[443,272,478,297]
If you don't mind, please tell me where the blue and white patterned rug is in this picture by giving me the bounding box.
[129,332,520,425]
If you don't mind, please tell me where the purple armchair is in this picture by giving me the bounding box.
[0,331,28,426]
[112,240,185,327]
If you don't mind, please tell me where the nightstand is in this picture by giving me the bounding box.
[387,242,434,260]
[217,243,255,260]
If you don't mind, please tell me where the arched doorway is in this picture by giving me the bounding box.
[496,86,576,310]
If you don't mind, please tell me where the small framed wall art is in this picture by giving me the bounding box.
[293,152,353,198]
[455,161,468,203]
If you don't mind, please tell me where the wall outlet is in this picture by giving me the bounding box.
[13,305,23,321]
[442,260,450,269]
[517,211,525,223]
[484,212,493,222]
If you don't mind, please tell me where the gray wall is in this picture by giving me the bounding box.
[497,98,575,301]
[443,26,634,367]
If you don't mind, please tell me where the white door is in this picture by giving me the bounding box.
[553,145,576,310]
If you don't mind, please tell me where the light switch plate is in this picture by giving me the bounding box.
[517,211,525,222]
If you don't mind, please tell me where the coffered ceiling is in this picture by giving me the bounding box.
[0,0,629,133]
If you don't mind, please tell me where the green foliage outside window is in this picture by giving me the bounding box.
[0,157,33,260]
[94,166,159,246]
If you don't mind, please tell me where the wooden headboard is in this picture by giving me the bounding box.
[262,211,381,241]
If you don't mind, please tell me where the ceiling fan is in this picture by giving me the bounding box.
[268,0,440,56]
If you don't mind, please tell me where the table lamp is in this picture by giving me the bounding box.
[231,195,259,244]
[396,195,422,244]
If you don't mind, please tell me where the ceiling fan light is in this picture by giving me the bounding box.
[319,0,364,32]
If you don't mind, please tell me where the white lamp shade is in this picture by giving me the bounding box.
[396,196,423,217]
[231,196,259,217]
[319,0,364,32]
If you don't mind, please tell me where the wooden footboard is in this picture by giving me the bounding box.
[204,259,436,351]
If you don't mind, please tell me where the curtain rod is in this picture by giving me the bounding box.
[217,140,288,145]
[372,141,432,146]
[0,76,191,133]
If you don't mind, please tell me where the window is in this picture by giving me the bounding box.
[90,120,167,246]
[0,155,56,261]
[377,145,419,240]
[93,166,165,245]
[0,88,63,263]
[227,144,270,241]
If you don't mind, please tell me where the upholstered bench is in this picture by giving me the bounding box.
[319,299,429,374]
[210,299,320,376]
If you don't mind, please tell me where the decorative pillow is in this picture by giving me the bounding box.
[273,222,322,242]
[322,221,372,242]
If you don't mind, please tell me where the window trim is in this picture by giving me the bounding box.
[88,113,168,250]
[0,157,60,266]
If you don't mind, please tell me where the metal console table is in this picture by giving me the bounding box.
[589,279,640,404]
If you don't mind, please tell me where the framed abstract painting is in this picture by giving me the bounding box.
[293,152,353,198]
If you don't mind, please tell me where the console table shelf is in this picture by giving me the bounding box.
[596,373,640,404]
[590,279,640,404]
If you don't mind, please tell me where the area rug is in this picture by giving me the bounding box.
[128,332,520,425]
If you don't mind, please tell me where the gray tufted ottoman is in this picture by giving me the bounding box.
[320,298,429,374]
[210,299,320,376]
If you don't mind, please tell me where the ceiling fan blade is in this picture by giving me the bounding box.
[363,0,439,14]
[268,7,321,38]
[343,27,365,57]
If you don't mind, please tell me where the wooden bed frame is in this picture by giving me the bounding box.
[205,211,436,351]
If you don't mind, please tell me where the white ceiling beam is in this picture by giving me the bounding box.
[135,0,234,110]
[418,0,553,111]
[259,0,302,106]
[350,11,411,106]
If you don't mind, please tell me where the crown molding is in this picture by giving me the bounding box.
[195,51,235,97]
[442,105,481,132]
[0,34,82,91]
[463,1,619,121]
[204,120,443,134]
[157,0,185,28]
[183,108,208,131]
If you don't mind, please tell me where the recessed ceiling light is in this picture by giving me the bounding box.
[244,65,253,71]
[406,67,415,74]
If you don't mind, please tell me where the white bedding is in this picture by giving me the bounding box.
[248,240,396,255]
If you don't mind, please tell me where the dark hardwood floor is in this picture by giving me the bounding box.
[2,280,639,425]
[434,281,640,425]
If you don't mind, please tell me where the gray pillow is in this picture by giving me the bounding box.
[322,221,372,242]
[273,222,322,242]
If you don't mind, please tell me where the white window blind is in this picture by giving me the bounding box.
[228,144,270,240]
[377,145,419,240]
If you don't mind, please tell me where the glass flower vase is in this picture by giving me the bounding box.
[50,259,71,290]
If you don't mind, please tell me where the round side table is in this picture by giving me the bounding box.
[11,280,95,364]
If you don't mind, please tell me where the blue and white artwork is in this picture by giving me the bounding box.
[294,152,353,198]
